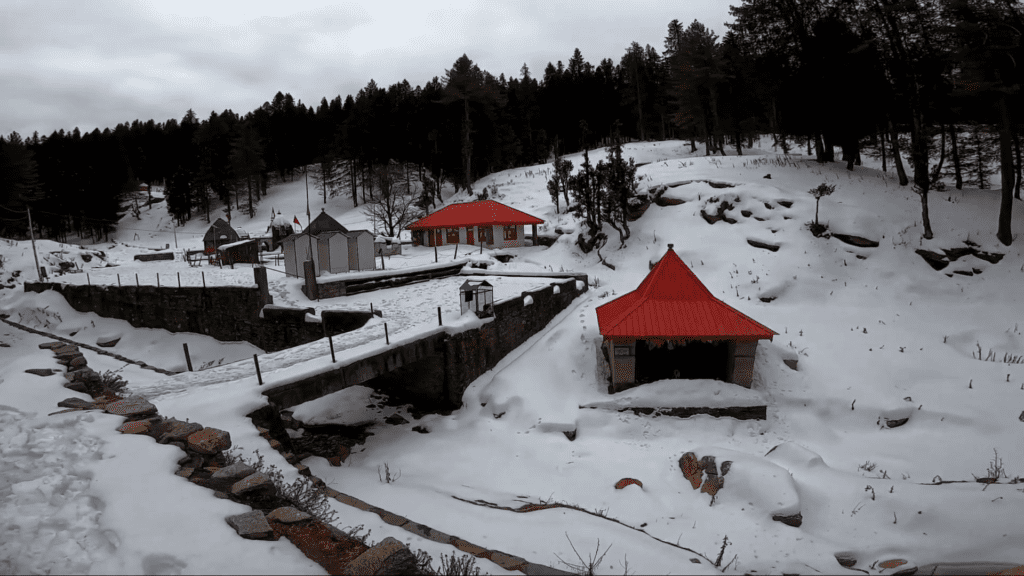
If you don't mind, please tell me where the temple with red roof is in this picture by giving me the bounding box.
[596,244,777,392]
[407,200,543,248]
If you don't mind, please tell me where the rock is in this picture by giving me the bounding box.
[489,551,529,573]
[169,441,186,451]
[118,420,156,434]
[835,552,858,568]
[885,417,909,428]
[225,510,274,540]
[211,462,256,481]
[1019,411,1024,422]
[269,439,282,450]
[338,444,351,462]
[230,472,277,497]
[701,475,724,497]
[266,507,312,524]
[614,478,643,489]
[105,396,158,418]
[741,210,753,218]
[69,356,88,370]
[700,455,718,477]
[38,341,65,349]
[878,559,909,570]
[916,249,949,271]
[412,426,429,434]
[832,233,879,248]
[720,461,732,476]
[52,344,79,356]
[772,512,803,527]
[783,358,799,371]
[63,381,89,393]
[384,413,409,426]
[187,428,231,454]
[344,537,418,576]
[175,467,195,478]
[295,463,311,477]
[777,200,792,208]
[25,368,56,376]
[679,452,703,489]
[327,455,342,467]
[213,491,231,499]
[154,419,204,444]
[747,239,780,252]
[563,429,577,441]
[973,251,1004,264]
[57,397,94,409]
[65,367,99,383]
[96,336,121,348]
[763,174,772,179]
[654,196,685,206]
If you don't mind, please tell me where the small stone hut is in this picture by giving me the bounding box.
[203,218,246,254]
[407,200,543,248]
[596,245,776,392]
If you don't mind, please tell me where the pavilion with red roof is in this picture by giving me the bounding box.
[407,200,543,249]
[596,244,777,392]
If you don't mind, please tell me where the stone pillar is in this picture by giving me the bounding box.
[254,266,273,308]
[303,260,319,300]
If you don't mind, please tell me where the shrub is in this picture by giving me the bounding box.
[223,447,339,526]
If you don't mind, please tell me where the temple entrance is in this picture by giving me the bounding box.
[634,339,729,383]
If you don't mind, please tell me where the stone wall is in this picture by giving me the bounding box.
[22,281,372,353]
[441,277,588,405]
[316,261,467,299]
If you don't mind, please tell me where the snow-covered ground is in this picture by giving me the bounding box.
[2,137,1024,574]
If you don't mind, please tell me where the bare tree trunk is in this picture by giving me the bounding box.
[880,127,887,172]
[996,95,1014,245]
[735,130,743,156]
[814,133,825,163]
[909,109,933,239]
[807,135,812,156]
[1013,124,1021,200]
[690,134,697,153]
[930,125,946,186]
[888,118,910,186]
[949,125,962,190]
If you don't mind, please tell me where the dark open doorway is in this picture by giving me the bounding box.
[634,339,729,383]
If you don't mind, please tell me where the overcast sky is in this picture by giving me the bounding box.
[1,0,736,138]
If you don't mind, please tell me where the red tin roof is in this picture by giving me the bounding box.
[407,200,543,229]
[596,248,776,340]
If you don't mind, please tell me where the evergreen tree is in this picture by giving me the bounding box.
[231,124,266,218]
[597,122,640,247]
[546,155,573,213]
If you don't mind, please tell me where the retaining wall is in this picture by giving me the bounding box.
[23,275,374,353]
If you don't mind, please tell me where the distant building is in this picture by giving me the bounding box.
[596,245,777,392]
[281,210,375,278]
[374,235,402,257]
[203,218,249,254]
[268,212,295,251]
[407,200,543,248]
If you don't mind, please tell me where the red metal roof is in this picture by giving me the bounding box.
[407,200,543,229]
[596,248,776,340]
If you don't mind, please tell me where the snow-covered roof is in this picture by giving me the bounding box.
[217,239,255,250]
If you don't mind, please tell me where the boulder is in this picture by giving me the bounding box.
[614,478,643,490]
[187,428,231,454]
[154,419,204,444]
[25,368,56,377]
[63,381,89,393]
[384,414,409,426]
[771,512,803,527]
[225,510,274,540]
[344,537,418,576]
[69,356,88,370]
[230,472,276,497]
[57,397,94,410]
[96,336,121,348]
[211,462,256,482]
[679,452,703,489]
[835,552,858,568]
[105,397,158,418]
[266,507,312,524]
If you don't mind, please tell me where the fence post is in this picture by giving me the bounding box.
[177,272,181,288]
[157,273,160,288]
[370,302,374,314]
[434,245,438,263]
[86,273,90,287]
[438,306,442,326]
[202,272,206,289]
[117,274,121,287]
[253,354,263,386]
[183,343,193,372]
[135,273,139,287]
[454,243,459,259]
[384,322,389,345]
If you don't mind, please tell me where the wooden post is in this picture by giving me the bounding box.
[370,302,374,314]
[202,272,206,289]
[384,322,389,345]
[438,306,442,326]
[117,274,120,287]
[253,354,263,386]
[454,243,459,259]
[136,273,139,287]
[324,321,336,363]
[177,272,181,288]
[157,273,160,288]
[183,343,193,371]
[480,243,483,254]
[380,251,385,270]
[86,273,90,286]
[434,245,438,263]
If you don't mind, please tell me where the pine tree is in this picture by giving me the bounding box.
[546,155,573,213]
[597,122,640,247]
[231,125,265,218]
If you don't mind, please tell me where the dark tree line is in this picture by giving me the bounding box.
[2,0,1022,245]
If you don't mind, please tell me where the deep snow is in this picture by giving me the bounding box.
[2,137,1023,575]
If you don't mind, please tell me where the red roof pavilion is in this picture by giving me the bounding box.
[408,200,543,229]
[596,247,776,341]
